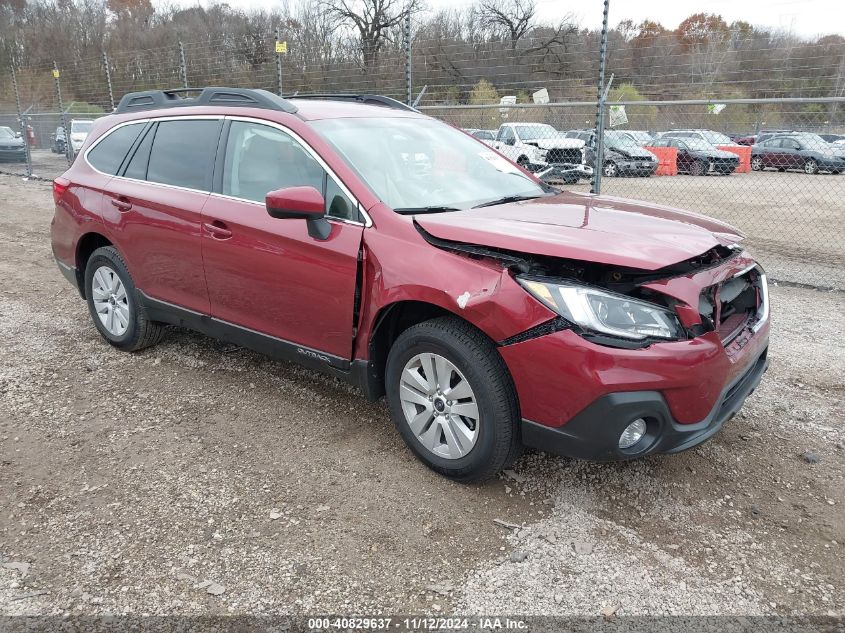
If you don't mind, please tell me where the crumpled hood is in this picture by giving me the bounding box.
[526,138,585,150]
[414,191,745,271]
[607,146,656,160]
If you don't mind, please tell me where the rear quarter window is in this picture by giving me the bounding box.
[86,123,145,175]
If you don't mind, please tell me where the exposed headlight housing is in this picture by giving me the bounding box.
[517,277,684,342]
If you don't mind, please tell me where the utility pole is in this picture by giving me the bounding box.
[404,9,412,106]
[590,0,611,195]
[275,27,284,96]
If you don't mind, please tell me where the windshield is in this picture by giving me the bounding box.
[682,138,716,151]
[71,120,93,133]
[700,130,732,144]
[605,131,640,150]
[0,127,14,139]
[514,124,558,140]
[628,131,652,144]
[791,133,828,149]
[312,117,548,212]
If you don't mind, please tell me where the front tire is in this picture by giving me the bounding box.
[751,156,763,171]
[84,246,165,352]
[603,161,618,177]
[804,159,819,174]
[385,317,521,482]
[690,160,708,176]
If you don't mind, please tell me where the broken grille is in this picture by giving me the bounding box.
[699,266,768,346]
[546,148,583,165]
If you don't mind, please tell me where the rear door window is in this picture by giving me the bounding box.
[146,119,222,191]
[86,123,145,175]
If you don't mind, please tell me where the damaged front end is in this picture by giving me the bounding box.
[416,221,766,351]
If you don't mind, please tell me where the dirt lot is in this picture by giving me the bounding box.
[0,174,843,618]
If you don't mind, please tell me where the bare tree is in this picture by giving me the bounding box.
[320,0,419,69]
[478,0,534,51]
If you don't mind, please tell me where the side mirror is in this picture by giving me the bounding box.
[266,186,331,240]
[505,138,515,146]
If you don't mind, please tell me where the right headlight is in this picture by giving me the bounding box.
[517,277,684,341]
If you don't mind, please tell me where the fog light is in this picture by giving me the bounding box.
[619,418,647,449]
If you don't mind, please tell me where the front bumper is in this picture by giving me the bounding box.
[521,345,769,460]
[537,163,593,182]
[500,255,770,462]
[0,148,26,162]
[615,159,658,176]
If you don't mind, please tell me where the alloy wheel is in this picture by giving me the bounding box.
[398,352,480,460]
[603,161,617,177]
[91,265,130,336]
[751,157,763,171]
[804,159,819,175]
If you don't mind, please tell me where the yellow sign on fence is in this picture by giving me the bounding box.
[52,69,60,79]
[275,41,287,54]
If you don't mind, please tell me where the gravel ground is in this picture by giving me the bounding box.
[0,174,843,619]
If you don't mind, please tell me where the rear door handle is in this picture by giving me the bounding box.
[203,221,233,240]
[110,196,132,212]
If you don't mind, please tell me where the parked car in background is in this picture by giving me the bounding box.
[617,130,654,147]
[470,129,496,145]
[565,129,658,177]
[659,129,738,146]
[754,129,795,145]
[819,133,845,144]
[69,119,94,153]
[0,125,27,162]
[649,137,739,175]
[490,122,591,184]
[733,134,757,146]
[50,87,769,482]
[751,133,845,174]
[52,126,67,154]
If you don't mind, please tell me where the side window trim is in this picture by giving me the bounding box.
[211,119,232,195]
[117,121,155,179]
[217,115,370,227]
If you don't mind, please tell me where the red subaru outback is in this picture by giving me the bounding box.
[51,88,769,482]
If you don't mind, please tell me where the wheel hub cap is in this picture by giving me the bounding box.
[399,352,480,460]
[92,265,130,337]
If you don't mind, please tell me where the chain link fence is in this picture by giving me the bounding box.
[0,29,843,289]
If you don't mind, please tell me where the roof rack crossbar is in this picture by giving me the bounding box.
[288,93,417,112]
[114,87,298,114]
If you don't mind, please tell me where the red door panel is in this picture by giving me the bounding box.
[200,195,363,359]
[101,178,211,314]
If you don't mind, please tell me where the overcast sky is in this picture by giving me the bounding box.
[167,0,844,38]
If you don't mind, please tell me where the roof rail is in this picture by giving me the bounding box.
[115,87,298,114]
[288,93,417,112]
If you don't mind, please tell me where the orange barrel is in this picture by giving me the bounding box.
[645,146,678,176]
[717,144,751,173]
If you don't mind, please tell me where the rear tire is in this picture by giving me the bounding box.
[690,160,707,176]
[602,161,618,177]
[803,159,819,175]
[385,317,521,483]
[751,156,763,171]
[84,246,165,352]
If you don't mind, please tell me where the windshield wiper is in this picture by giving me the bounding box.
[472,194,545,209]
[394,206,461,215]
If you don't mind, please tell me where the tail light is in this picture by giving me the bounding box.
[53,177,70,204]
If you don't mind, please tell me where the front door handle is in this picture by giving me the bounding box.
[203,221,233,240]
[110,196,132,212]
